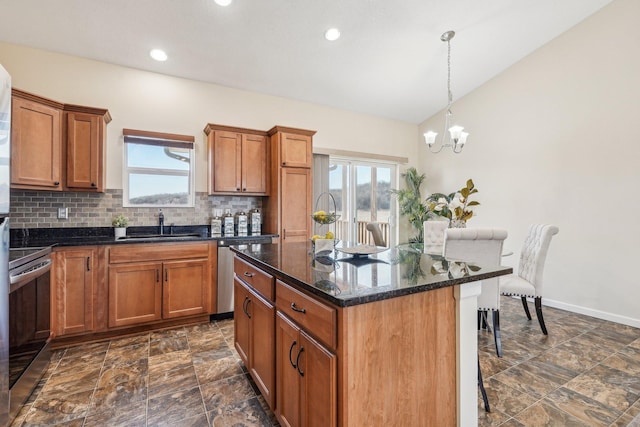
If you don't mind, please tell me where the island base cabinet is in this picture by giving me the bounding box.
[234,277,276,409]
[276,312,336,427]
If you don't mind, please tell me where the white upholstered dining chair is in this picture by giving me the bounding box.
[444,227,508,357]
[500,224,559,335]
[365,222,386,247]
[423,220,449,254]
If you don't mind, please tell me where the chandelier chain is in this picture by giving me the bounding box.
[447,38,453,111]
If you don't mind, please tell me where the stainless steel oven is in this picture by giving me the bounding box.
[8,246,52,421]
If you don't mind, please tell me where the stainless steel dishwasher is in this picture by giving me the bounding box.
[216,236,273,316]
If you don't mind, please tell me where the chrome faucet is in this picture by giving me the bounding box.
[158,209,164,235]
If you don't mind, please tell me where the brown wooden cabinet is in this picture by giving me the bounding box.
[233,259,276,410]
[276,312,336,427]
[10,89,110,192]
[65,108,110,192]
[204,124,269,195]
[11,91,63,190]
[107,242,212,328]
[51,246,98,336]
[263,126,315,242]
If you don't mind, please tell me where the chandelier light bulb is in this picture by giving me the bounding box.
[458,132,469,146]
[448,125,464,141]
[424,131,438,146]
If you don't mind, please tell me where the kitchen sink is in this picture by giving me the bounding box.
[116,233,203,241]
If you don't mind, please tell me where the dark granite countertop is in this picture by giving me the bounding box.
[10,225,277,248]
[231,241,513,307]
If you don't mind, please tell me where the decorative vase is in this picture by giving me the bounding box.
[114,227,126,239]
[449,219,466,228]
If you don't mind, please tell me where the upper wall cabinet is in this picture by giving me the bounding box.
[204,124,269,196]
[11,89,111,192]
[271,126,313,168]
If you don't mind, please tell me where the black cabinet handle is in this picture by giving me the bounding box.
[243,188,246,191]
[164,268,168,282]
[91,182,96,187]
[288,340,297,368]
[86,257,91,271]
[296,347,305,377]
[242,297,249,316]
[156,269,160,283]
[236,187,240,191]
[243,297,252,319]
[291,302,306,314]
[243,271,254,278]
[282,162,287,166]
[53,181,60,186]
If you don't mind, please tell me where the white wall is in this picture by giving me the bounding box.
[0,42,419,192]
[419,0,640,326]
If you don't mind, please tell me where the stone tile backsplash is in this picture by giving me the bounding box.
[9,189,262,229]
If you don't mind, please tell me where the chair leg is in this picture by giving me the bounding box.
[492,310,502,358]
[478,358,490,412]
[521,296,532,320]
[535,297,548,335]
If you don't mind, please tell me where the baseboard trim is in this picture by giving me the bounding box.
[539,297,640,328]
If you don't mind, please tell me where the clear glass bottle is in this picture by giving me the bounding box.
[223,209,235,236]
[236,211,248,235]
[250,208,261,235]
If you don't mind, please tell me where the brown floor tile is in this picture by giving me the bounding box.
[209,396,272,427]
[482,377,538,417]
[193,350,244,385]
[565,364,640,413]
[603,345,640,376]
[23,388,93,426]
[148,350,198,398]
[39,366,102,396]
[514,401,587,426]
[84,400,147,427]
[147,386,207,426]
[200,374,257,413]
[543,387,622,426]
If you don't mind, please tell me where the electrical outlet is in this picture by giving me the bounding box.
[58,207,68,219]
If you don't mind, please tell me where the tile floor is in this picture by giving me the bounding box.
[479,296,640,426]
[9,297,640,426]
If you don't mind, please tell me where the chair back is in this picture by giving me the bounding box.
[423,220,449,254]
[366,222,386,247]
[517,224,559,294]
[444,228,508,311]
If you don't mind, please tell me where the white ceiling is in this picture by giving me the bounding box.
[0,0,612,124]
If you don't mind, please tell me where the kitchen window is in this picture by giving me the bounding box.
[123,129,195,207]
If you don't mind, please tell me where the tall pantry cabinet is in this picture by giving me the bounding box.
[263,127,315,242]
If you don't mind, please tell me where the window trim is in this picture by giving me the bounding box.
[122,129,196,208]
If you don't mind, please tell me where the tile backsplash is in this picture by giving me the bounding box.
[9,189,262,229]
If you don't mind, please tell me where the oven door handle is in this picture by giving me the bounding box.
[9,259,52,291]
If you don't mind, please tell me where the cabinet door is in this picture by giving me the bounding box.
[163,259,210,319]
[299,331,337,427]
[280,132,312,168]
[276,312,301,427]
[212,131,242,193]
[280,167,312,242]
[241,133,268,194]
[234,278,251,365]
[249,287,276,410]
[108,262,162,327]
[66,112,103,191]
[11,96,62,189]
[52,248,96,336]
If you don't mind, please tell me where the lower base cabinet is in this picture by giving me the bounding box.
[234,278,276,409]
[108,261,163,327]
[275,312,336,427]
[52,246,97,336]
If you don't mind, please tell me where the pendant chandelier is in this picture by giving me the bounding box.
[424,30,468,154]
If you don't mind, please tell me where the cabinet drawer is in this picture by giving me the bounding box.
[276,279,336,350]
[109,242,209,264]
[234,256,274,301]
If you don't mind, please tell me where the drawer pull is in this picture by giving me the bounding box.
[243,271,255,278]
[86,257,91,271]
[296,347,305,377]
[290,302,306,314]
[288,340,297,368]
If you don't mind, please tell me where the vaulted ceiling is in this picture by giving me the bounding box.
[0,0,612,123]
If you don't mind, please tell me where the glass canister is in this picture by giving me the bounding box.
[210,215,222,236]
[236,211,248,235]
[250,208,261,235]
[223,209,235,236]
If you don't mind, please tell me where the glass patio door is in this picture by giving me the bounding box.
[329,158,396,247]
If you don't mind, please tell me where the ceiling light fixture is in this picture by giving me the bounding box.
[149,49,168,62]
[424,30,468,154]
[324,28,341,41]
[214,0,232,6]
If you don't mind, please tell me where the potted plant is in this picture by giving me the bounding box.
[112,214,129,239]
[391,167,429,243]
[426,179,480,228]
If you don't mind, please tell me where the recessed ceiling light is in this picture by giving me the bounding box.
[150,49,168,62]
[324,28,341,41]
[214,0,232,6]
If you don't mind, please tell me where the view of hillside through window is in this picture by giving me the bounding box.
[124,142,193,207]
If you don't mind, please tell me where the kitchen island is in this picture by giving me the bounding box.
[231,241,512,427]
